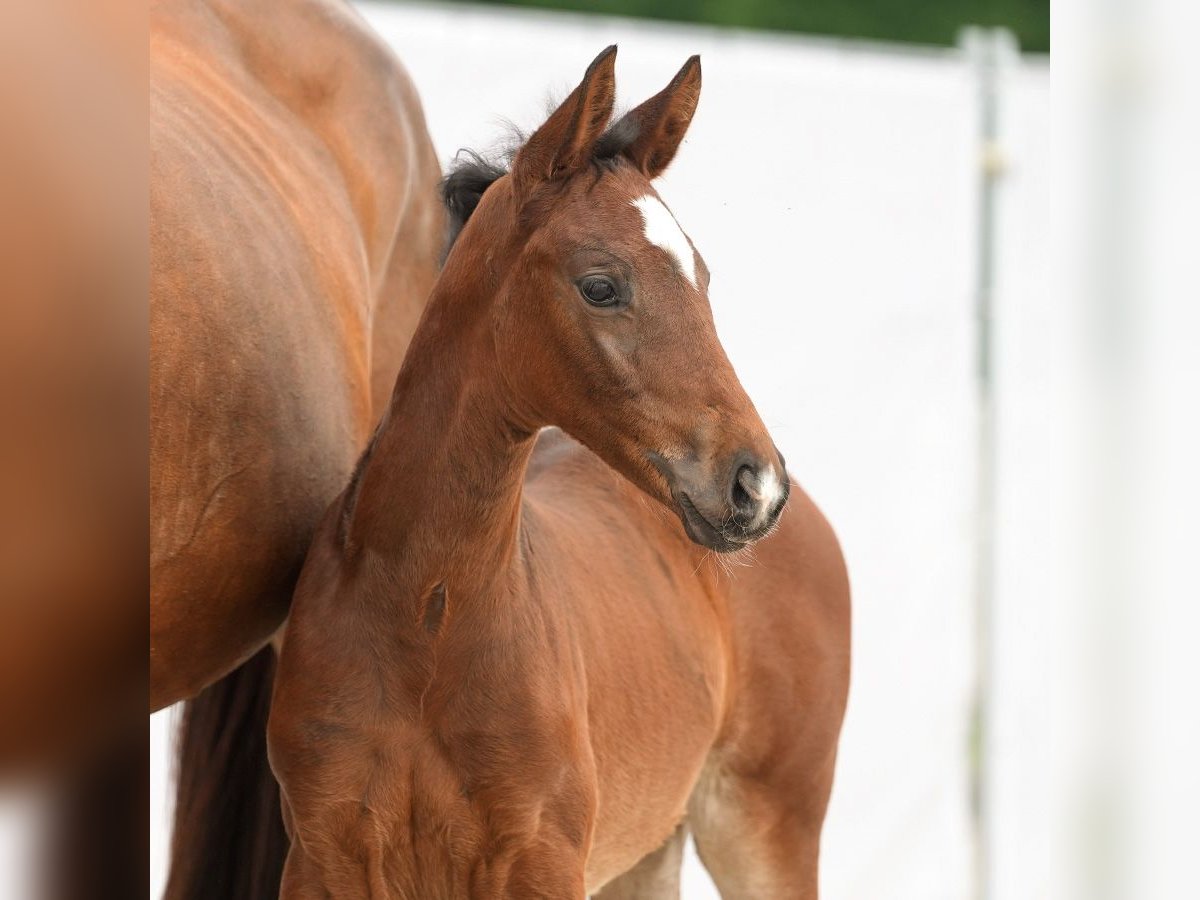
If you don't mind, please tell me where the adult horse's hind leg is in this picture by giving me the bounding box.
[592,824,687,899]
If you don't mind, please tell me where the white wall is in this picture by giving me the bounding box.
[148,4,1049,898]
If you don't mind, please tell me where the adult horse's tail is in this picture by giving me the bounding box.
[164,648,286,900]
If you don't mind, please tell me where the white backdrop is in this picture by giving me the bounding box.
[148,3,1049,898]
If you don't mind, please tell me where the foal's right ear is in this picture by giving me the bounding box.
[511,46,618,204]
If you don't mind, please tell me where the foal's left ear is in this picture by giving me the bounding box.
[511,45,618,204]
[618,55,701,178]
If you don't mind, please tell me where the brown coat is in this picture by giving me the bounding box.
[150,0,444,710]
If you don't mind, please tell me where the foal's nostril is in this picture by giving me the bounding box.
[730,464,758,521]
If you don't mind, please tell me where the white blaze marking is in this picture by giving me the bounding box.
[631,194,697,288]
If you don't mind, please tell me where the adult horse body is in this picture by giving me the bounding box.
[270,48,850,898]
[152,1,443,896]
[151,0,443,708]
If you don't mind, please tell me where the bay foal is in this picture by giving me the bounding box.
[269,48,850,899]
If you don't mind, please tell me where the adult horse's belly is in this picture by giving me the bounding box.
[149,1,441,709]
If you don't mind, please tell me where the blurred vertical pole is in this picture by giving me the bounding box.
[960,25,1017,900]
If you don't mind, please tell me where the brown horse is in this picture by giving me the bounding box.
[268,47,850,899]
[151,1,443,897]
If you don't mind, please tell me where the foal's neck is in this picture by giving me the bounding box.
[344,264,533,587]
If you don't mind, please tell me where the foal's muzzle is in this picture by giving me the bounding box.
[660,451,790,553]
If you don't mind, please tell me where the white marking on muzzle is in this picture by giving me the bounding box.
[631,194,697,288]
[758,466,783,509]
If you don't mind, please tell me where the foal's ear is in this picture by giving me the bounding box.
[618,55,701,178]
[511,45,618,203]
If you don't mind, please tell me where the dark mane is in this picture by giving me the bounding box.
[591,113,640,162]
[438,150,507,255]
[438,113,641,252]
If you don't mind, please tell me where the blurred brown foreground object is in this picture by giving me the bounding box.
[0,1,147,898]
[0,0,444,895]
[0,0,146,784]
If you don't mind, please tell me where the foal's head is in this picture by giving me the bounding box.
[443,46,788,552]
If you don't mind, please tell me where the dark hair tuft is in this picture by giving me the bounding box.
[439,150,507,254]
[593,112,640,162]
[438,111,640,252]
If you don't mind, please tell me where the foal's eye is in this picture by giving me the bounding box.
[578,275,619,307]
